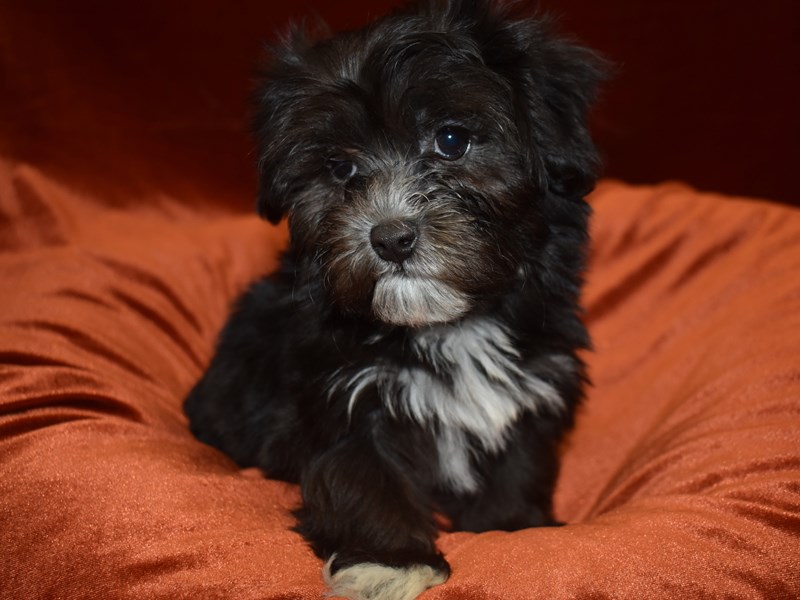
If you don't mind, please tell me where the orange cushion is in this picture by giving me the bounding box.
[2,160,799,598]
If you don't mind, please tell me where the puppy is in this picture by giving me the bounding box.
[185,1,604,598]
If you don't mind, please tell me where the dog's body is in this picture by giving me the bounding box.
[185,1,603,598]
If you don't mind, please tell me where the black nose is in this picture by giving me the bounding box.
[370,220,418,264]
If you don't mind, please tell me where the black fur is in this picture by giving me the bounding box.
[185,0,604,595]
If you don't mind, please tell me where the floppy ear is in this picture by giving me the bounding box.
[252,75,292,224]
[252,21,330,224]
[475,7,609,198]
[526,31,608,198]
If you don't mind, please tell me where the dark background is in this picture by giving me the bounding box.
[1,0,797,206]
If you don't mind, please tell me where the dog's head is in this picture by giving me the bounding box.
[254,0,605,327]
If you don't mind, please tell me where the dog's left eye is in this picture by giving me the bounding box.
[434,126,471,160]
[327,159,358,181]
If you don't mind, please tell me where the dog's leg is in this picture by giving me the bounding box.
[447,415,564,532]
[295,432,449,600]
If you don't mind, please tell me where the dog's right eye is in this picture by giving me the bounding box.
[327,159,358,182]
[434,126,471,160]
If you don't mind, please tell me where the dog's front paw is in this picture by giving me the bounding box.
[323,554,449,600]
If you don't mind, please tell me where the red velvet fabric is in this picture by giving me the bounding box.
[2,2,800,598]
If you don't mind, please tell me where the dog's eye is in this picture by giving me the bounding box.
[434,126,471,160]
[327,159,358,181]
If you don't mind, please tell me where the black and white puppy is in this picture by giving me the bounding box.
[185,1,604,598]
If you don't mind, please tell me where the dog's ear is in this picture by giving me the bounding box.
[473,7,609,198]
[253,74,290,224]
[252,20,331,224]
[524,29,608,198]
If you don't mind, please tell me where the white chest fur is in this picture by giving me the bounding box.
[330,318,565,494]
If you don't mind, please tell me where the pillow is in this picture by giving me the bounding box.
[2,162,799,598]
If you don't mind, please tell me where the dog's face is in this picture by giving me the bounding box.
[254,0,603,327]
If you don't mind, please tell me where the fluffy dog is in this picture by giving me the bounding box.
[185,1,604,598]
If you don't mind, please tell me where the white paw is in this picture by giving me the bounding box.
[323,556,449,600]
